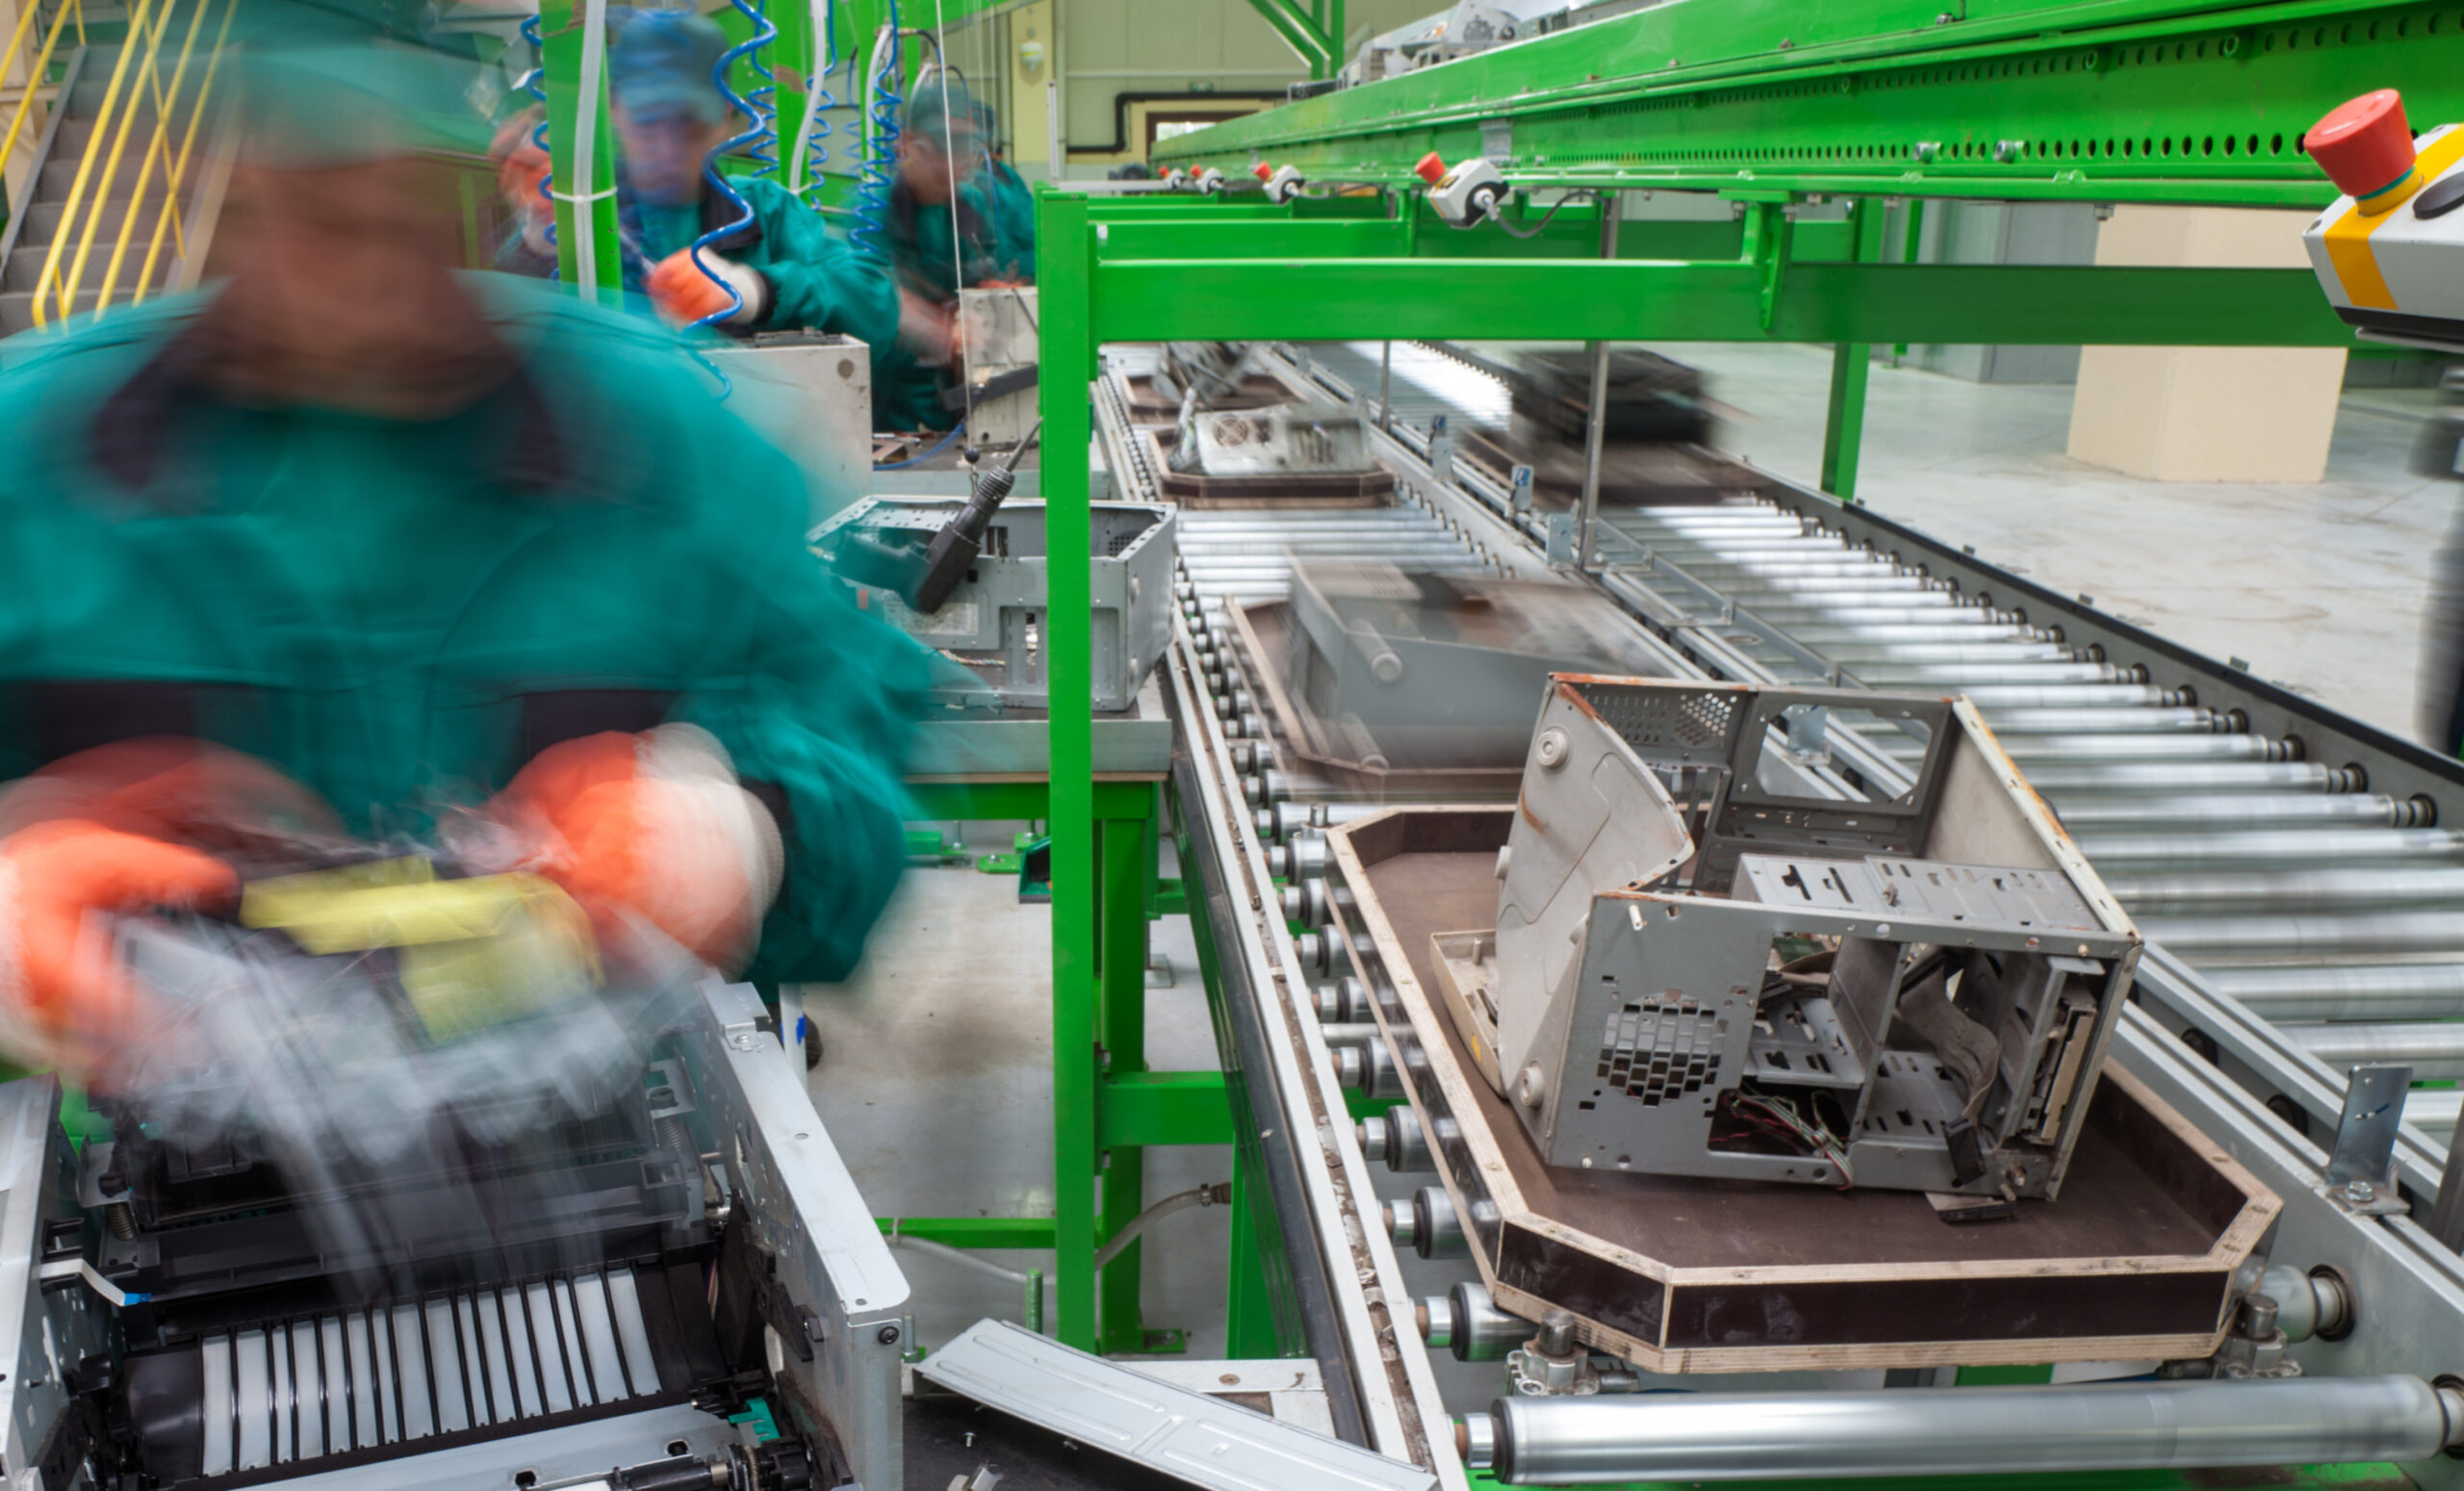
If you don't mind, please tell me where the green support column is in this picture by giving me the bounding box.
[1819,198,1888,501]
[1223,1149,1287,1356]
[1040,189,1100,1350]
[541,0,623,302]
[1096,812,1152,1351]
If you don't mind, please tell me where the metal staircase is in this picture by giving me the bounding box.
[0,0,232,335]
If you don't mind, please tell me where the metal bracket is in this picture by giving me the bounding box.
[1736,197,1796,331]
[918,1319,1437,1491]
[2324,1063,2414,1216]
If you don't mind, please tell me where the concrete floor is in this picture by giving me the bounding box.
[1637,342,2455,742]
[800,831,1232,1359]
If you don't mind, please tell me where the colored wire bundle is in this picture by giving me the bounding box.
[1715,1088,1857,1189]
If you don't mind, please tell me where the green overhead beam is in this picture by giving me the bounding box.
[1246,0,1344,79]
[1090,213,1855,262]
[1157,0,2464,209]
[1085,257,2351,347]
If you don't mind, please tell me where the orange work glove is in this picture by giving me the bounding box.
[0,737,342,853]
[494,725,783,973]
[0,820,237,1079]
[646,249,770,330]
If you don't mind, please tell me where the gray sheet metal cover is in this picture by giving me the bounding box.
[917,1320,1438,1491]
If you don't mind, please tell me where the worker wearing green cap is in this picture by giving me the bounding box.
[0,20,931,1076]
[872,80,1024,430]
[971,99,1037,285]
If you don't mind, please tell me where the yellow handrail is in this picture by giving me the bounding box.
[127,0,228,305]
[35,0,174,326]
[91,0,212,309]
[0,0,87,196]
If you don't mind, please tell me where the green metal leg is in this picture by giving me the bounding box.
[1893,197,1927,363]
[1040,189,1100,1351]
[1096,812,1153,1352]
[1820,199,1889,502]
[1820,338,1871,502]
[1223,1147,1287,1357]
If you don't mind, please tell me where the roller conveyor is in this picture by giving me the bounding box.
[1110,337,2464,1181]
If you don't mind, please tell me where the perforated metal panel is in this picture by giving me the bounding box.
[1599,998,1726,1107]
[1588,684,1741,756]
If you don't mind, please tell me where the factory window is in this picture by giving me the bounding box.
[1147,112,1254,153]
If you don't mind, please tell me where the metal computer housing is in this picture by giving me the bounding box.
[1486,675,2141,1197]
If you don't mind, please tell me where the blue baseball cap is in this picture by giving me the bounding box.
[608,8,729,125]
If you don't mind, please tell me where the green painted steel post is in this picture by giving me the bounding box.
[1894,197,1926,362]
[541,0,623,303]
[1041,187,1099,1350]
[1223,1149,1284,1356]
[1820,198,1887,502]
[1096,814,1151,1351]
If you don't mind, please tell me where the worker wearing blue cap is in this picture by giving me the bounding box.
[595,9,954,406]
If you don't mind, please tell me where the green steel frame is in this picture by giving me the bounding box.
[1247,0,1348,79]
[1035,0,2459,1477]
[1152,0,2464,207]
[522,0,2460,1472]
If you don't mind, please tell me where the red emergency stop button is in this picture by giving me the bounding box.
[1414,151,1447,184]
[2309,89,2418,201]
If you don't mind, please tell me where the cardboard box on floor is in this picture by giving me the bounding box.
[2067,206,2348,482]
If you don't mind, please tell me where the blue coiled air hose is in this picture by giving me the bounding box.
[683,0,782,398]
[848,0,900,260]
[743,0,778,178]
[520,15,555,270]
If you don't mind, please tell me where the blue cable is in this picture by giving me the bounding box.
[849,0,900,261]
[875,420,965,471]
[683,0,782,398]
[744,0,778,177]
[519,15,555,274]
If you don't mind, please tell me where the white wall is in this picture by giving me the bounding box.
[1053,0,1434,167]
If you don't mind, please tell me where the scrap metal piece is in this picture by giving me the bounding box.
[917,1319,1437,1491]
[2324,1063,2415,1216]
[1487,676,2143,1196]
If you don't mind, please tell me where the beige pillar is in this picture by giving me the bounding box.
[1008,0,1054,176]
[2066,206,2348,482]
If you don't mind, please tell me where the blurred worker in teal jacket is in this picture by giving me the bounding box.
[879,83,1019,430]
[0,22,931,1079]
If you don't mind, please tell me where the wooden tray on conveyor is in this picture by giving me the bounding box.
[1226,598,1525,801]
[1135,425,1397,508]
[1323,804,2280,1374]
[1117,371,1302,420]
[1458,427,1783,509]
